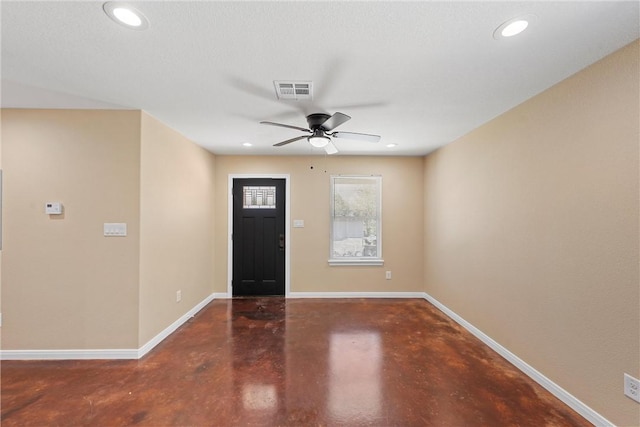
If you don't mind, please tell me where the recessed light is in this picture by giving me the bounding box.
[242,142,253,147]
[502,20,528,37]
[113,8,142,26]
[386,143,398,148]
[493,15,536,40]
[103,2,149,30]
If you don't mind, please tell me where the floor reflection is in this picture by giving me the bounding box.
[328,331,382,423]
[242,383,278,411]
[230,298,286,422]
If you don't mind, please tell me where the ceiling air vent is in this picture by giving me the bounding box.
[273,81,313,100]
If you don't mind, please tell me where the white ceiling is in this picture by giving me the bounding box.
[2,1,638,156]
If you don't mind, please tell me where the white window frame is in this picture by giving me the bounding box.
[329,175,383,266]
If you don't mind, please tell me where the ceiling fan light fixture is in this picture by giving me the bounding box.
[308,135,330,148]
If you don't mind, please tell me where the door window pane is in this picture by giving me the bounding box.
[243,186,276,209]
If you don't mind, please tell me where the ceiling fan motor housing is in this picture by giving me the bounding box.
[306,113,332,131]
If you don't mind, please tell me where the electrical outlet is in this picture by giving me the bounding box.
[624,373,640,403]
[176,290,182,303]
[385,271,392,280]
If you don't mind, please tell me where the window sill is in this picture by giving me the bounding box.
[328,258,384,267]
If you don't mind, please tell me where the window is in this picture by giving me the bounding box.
[330,175,383,266]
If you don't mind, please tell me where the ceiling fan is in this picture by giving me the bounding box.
[261,112,381,154]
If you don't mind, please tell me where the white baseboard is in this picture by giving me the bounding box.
[137,292,216,358]
[1,292,217,361]
[1,349,139,360]
[422,292,613,427]
[287,291,425,299]
[213,292,230,299]
[216,292,424,299]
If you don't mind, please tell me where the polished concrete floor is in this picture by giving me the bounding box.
[2,298,590,426]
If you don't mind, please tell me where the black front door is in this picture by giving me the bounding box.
[232,178,286,296]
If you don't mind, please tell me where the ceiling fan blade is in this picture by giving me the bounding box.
[228,76,277,103]
[261,121,310,133]
[314,57,346,104]
[273,135,309,147]
[324,140,338,155]
[228,76,306,114]
[332,131,381,143]
[320,112,351,131]
[328,101,388,111]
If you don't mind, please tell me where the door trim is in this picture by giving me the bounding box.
[227,174,290,297]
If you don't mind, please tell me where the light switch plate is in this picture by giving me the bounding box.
[104,223,127,237]
[293,219,304,228]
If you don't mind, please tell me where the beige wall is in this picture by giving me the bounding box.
[214,156,424,293]
[1,109,142,349]
[423,40,639,426]
[0,109,217,350]
[138,112,216,346]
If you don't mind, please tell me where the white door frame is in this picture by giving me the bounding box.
[227,174,291,297]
